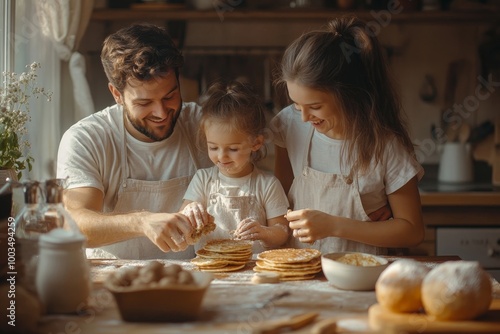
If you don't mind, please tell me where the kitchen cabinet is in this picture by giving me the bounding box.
[416,191,500,280]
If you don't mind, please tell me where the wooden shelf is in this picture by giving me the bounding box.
[91,8,500,23]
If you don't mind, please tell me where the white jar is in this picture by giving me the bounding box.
[36,229,90,314]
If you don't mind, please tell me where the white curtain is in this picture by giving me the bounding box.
[17,0,94,181]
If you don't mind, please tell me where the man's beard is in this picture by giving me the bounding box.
[124,102,182,141]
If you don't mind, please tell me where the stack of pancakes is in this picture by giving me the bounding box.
[253,248,322,281]
[191,239,253,272]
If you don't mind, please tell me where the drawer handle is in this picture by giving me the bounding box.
[487,247,500,258]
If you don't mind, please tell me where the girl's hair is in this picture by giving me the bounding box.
[101,23,184,93]
[199,80,267,162]
[275,16,414,172]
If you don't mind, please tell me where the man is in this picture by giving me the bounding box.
[57,23,211,259]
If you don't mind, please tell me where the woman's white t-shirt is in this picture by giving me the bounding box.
[270,105,424,214]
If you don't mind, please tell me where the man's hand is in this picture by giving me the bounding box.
[141,212,193,252]
[181,201,209,230]
[368,204,393,221]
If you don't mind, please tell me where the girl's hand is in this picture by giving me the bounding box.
[235,217,266,241]
[181,201,209,231]
[285,209,333,244]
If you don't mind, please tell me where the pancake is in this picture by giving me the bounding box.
[190,216,216,244]
[254,248,322,281]
[191,239,252,273]
[253,266,320,280]
[255,260,321,273]
[202,239,253,253]
[259,258,321,269]
[196,248,252,260]
[197,263,246,272]
[258,248,321,264]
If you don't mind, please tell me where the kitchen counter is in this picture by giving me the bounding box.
[37,256,500,333]
[419,190,500,207]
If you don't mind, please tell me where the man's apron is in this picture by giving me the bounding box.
[287,128,386,255]
[89,119,199,259]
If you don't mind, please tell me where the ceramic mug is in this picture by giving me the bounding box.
[437,142,474,183]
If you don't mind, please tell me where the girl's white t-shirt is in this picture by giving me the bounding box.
[270,105,424,214]
[183,166,289,221]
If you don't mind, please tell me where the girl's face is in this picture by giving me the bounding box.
[204,120,263,178]
[286,80,344,140]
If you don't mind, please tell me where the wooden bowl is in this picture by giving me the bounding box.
[105,271,213,322]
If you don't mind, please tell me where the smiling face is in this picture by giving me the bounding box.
[109,70,182,142]
[204,120,263,178]
[286,81,345,140]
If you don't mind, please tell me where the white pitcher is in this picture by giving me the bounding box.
[36,228,90,314]
[438,142,474,183]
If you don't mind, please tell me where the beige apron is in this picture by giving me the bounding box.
[288,128,386,255]
[89,118,200,260]
[198,167,267,254]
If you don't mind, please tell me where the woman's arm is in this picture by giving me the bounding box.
[287,176,425,248]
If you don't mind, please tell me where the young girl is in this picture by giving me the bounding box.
[271,16,425,255]
[180,81,290,253]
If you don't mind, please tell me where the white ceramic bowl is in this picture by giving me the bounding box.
[105,271,213,322]
[321,252,389,291]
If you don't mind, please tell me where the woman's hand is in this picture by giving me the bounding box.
[285,209,335,244]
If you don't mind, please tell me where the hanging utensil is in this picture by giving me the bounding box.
[458,123,471,144]
[441,62,459,138]
[419,74,437,102]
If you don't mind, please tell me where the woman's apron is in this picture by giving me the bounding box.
[197,167,267,254]
[89,119,200,260]
[287,128,386,255]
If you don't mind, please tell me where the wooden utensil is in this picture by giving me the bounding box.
[458,123,471,144]
[441,62,458,133]
[254,312,319,334]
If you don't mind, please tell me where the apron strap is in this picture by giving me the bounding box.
[301,127,315,170]
[178,117,201,170]
[120,105,129,188]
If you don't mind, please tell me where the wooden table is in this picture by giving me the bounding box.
[37,256,500,333]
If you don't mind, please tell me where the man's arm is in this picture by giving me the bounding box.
[63,187,192,252]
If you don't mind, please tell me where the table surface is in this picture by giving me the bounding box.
[37,256,500,334]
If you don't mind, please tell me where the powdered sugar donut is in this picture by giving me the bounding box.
[421,261,492,321]
[375,259,430,313]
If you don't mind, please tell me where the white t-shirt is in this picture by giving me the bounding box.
[183,166,290,221]
[56,102,211,212]
[270,105,424,214]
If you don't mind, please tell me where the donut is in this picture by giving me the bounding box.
[421,261,492,321]
[375,259,430,313]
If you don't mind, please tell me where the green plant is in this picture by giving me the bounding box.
[0,62,52,179]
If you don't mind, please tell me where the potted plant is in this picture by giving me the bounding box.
[0,62,52,180]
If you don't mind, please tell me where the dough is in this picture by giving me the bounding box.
[375,259,430,313]
[421,261,492,321]
[251,272,280,284]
